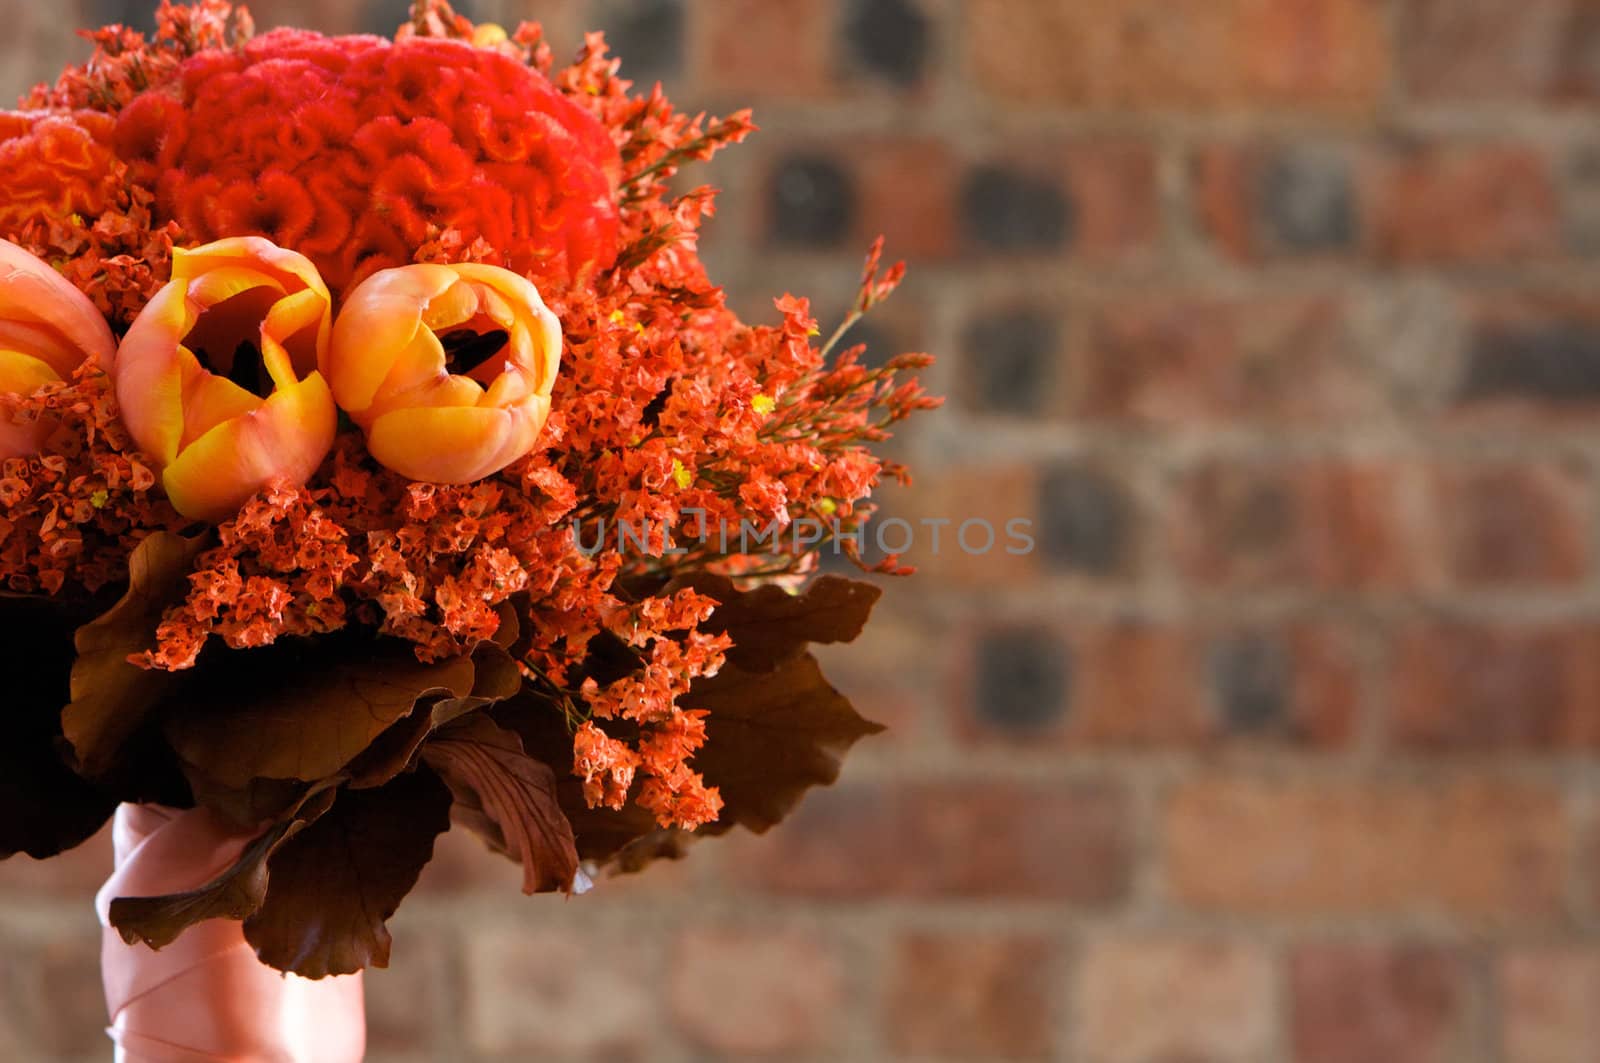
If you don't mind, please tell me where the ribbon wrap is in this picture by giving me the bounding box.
[96,803,366,1062]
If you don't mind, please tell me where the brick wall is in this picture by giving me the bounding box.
[4,1,1600,1060]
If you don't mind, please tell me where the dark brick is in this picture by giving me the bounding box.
[84,0,158,31]
[961,164,1073,252]
[1460,323,1600,402]
[1259,146,1356,252]
[962,308,1061,414]
[1209,634,1290,733]
[770,156,857,248]
[973,628,1071,732]
[840,0,930,87]
[1037,465,1132,574]
[592,0,684,87]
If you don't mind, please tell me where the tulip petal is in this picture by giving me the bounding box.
[261,287,332,387]
[176,348,261,448]
[325,265,456,416]
[185,266,284,310]
[0,350,63,395]
[365,400,548,483]
[161,372,338,521]
[114,284,192,465]
[0,238,115,374]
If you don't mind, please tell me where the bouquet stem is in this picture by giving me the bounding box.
[97,804,365,1062]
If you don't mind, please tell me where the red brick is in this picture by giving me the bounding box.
[464,926,657,1058]
[851,139,959,260]
[1194,144,1267,259]
[885,933,1057,1059]
[1368,145,1561,263]
[1165,775,1571,919]
[1172,460,1423,591]
[1078,295,1382,425]
[1062,140,1161,260]
[885,465,1040,588]
[1430,461,1592,585]
[966,0,1389,111]
[1290,944,1467,1063]
[731,780,1133,904]
[669,929,841,1055]
[1499,947,1600,1063]
[1398,0,1600,102]
[1063,623,1211,744]
[692,0,833,99]
[1386,622,1600,750]
[1074,937,1274,1062]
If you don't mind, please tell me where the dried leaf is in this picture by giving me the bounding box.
[344,640,523,789]
[163,635,475,789]
[244,769,451,977]
[687,651,883,834]
[672,572,881,671]
[108,787,337,950]
[63,531,206,778]
[422,714,578,894]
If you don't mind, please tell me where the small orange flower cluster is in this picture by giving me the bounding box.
[0,1,938,830]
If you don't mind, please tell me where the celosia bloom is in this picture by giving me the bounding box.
[327,262,560,482]
[113,236,336,520]
[0,110,121,237]
[0,238,116,457]
[114,30,620,294]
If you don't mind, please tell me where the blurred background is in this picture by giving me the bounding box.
[4,0,1600,1060]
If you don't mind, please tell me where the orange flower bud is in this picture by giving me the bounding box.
[113,237,337,521]
[326,263,561,483]
[0,238,115,458]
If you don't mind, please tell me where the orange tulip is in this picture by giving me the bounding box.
[0,238,116,457]
[326,263,560,483]
[113,237,337,521]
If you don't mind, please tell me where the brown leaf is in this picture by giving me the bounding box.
[163,636,475,789]
[63,531,206,778]
[422,715,578,894]
[108,787,336,950]
[671,573,882,671]
[244,769,451,977]
[687,652,883,834]
[0,596,117,858]
[344,640,523,789]
[499,574,887,874]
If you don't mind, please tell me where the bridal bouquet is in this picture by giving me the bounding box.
[0,0,935,997]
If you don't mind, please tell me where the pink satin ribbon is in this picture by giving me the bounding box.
[96,804,366,1063]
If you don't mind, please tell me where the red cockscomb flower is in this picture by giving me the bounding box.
[114,29,621,296]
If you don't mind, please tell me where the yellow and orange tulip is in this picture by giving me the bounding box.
[0,238,115,458]
[326,263,561,483]
[113,237,337,520]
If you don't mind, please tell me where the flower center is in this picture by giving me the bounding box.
[183,288,281,399]
[440,328,510,382]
